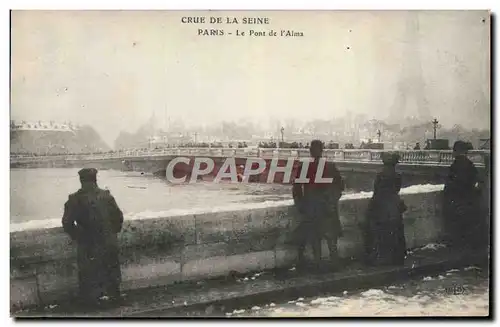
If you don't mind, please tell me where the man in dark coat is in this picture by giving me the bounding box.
[62,168,124,307]
[480,153,491,228]
[477,153,491,254]
[364,152,407,266]
[443,141,481,250]
[292,140,344,269]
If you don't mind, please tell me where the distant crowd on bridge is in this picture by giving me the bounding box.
[10,138,481,158]
[169,141,353,149]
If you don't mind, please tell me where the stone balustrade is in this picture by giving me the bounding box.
[10,148,489,167]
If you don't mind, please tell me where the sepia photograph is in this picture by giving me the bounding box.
[9,8,491,318]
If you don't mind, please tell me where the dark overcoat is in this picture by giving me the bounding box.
[292,160,344,244]
[443,156,481,248]
[365,169,406,266]
[62,186,124,301]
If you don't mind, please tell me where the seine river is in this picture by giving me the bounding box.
[10,168,293,227]
[10,168,443,232]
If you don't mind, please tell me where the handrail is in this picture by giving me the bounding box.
[10,148,490,166]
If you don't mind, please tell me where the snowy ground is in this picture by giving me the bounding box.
[227,265,489,317]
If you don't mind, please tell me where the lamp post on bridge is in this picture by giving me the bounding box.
[432,118,439,140]
[280,127,284,148]
[377,129,381,143]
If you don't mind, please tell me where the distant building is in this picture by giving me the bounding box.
[10,120,108,155]
[148,136,168,146]
[425,139,450,150]
[164,132,191,146]
[10,120,78,133]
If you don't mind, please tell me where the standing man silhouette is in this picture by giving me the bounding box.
[442,141,481,250]
[62,168,124,307]
[292,140,344,270]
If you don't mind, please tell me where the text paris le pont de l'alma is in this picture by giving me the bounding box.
[181,16,303,37]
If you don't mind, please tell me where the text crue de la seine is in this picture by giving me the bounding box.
[180,16,304,38]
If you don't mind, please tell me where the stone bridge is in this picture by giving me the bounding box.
[10,148,489,191]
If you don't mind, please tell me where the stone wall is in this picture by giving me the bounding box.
[10,190,444,310]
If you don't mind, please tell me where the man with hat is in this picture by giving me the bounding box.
[62,168,124,307]
[292,140,345,270]
[364,152,407,266]
[443,141,482,250]
[479,152,491,247]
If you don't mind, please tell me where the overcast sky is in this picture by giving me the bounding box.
[11,10,490,145]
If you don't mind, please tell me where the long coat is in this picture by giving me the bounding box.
[443,156,481,248]
[292,160,344,244]
[365,168,406,266]
[62,186,124,302]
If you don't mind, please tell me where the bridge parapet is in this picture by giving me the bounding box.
[10,148,489,167]
[10,188,447,309]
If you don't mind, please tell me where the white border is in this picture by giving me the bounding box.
[3,0,500,10]
[2,1,498,326]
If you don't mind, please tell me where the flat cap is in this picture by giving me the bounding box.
[453,141,470,153]
[310,139,324,148]
[78,168,98,181]
[381,152,400,165]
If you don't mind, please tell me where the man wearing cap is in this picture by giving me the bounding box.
[292,140,344,270]
[443,141,483,250]
[364,152,407,266]
[479,153,491,249]
[62,168,124,307]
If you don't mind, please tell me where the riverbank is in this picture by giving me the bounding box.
[232,263,489,317]
[13,245,489,318]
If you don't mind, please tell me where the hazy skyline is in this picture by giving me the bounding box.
[11,10,490,146]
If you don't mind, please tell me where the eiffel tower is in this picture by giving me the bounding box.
[389,12,430,123]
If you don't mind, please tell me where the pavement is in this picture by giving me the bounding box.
[13,245,489,318]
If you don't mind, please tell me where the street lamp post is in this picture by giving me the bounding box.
[432,118,439,140]
[280,127,284,147]
[377,129,382,143]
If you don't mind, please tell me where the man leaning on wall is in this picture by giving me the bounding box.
[292,140,345,272]
[62,168,124,309]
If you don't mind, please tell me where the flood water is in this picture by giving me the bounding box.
[10,168,442,232]
[10,168,293,225]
